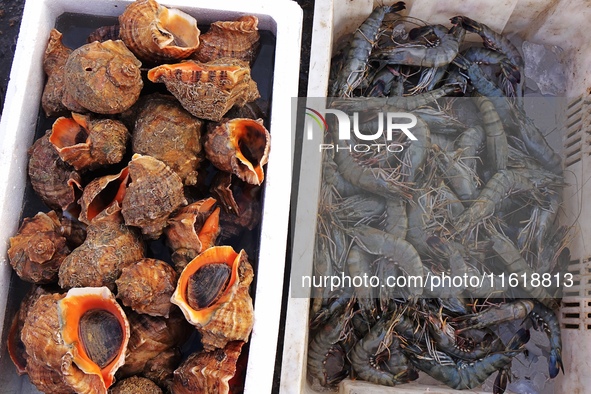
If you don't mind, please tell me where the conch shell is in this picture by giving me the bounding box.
[64,40,143,114]
[8,210,70,284]
[49,112,129,171]
[110,376,163,394]
[58,204,145,289]
[42,29,72,117]
[121,154,187,239]
[131,94,203,185]
[28,132,82,212]
[204,118,270,185]
[193,15,260,64]
[147,58,260,122]
[21,287,130,394]
[115,258,178,317]
[78,167,129,225]
[119,0,200,63]
[171,246,254,350]
[164,197,220,272]
[171,341,244,394]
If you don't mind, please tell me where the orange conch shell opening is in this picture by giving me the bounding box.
[171,246,254,350]
[58,287,130,391]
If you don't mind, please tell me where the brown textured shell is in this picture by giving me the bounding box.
[58,205,145,289]
[131,94,203,185]
[119,310,191,377]
[49,112,129,171]
[147,58,260,122]
[121,154,187,239]
[164,197,220,272]
[21,290,127,394]
[142,347,183,389]
[87,24,120,43]
[217,182,262,243]
[116,258,178,317]
[78,167,129,225]
[204,118,270,185]
[28,132,82,212]
[64,40,143,114]
[110,376,163,394]
[119,0,200,64]
[171,341,244,394]
[7,211,70,284]
[42,29,72,117]
[171,246,254,350]
[193,15,260,64]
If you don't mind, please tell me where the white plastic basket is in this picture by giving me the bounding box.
[0,0,302,392]
[282,0,591,393]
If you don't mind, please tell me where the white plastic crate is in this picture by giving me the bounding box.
[0,0,302,392]
[283,0,591,393]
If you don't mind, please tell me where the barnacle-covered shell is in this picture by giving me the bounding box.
[64,40,143,114]
[204,118,270,185]
[121,154,187,239]
[171,246,254,350]
[116,258,177,317]
[42,29,72,117]
[132,94,203,185]
[119,310,191,377]
[147,58,260,122]
[119,0,200,63]
[28,132,82,212]
[21,287,130,394]
[193,15,260,64]
[58,287,130,392]
[110,376,163,394]
[164,197,220,272]
[58,205,144,289]
[49,112,129,171]
[171,341,244,394]
[78,167,129,225]
[8,211,70,284]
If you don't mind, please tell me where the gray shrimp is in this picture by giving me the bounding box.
[427,313,502,361]
[453,169,536,233]
[455,126,486,171]
[462,46,521,85]
[350,224,424,293]
[488,228,559,309]
[477,96,508,172]
[407,328,530,390]
[403,113,431,184]
[432,144,479,202]
[346,245,378,321]
[323,156,362,197]
[333,193,386,225]
[453,300,535,331]
[452,54,509,101]
[383,198,408,239]
[307,303,353,389]
[371,24,460,68]
[528,301,564,378]
[349,315,417,386]
[330,2,406,97]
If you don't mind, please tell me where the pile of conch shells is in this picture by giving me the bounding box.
[8,0,273,392]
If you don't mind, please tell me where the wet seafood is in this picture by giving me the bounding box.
[110,376,162,394]
[115,258,178,317]
[64,40,143,114]
[42,29,72,117]
[21,287,130,394]
[49,112,129,171]
[119,0,200,63]
[8,211,70,284]
[171,246,254,350]
[131,94,203,185]
[193,15,260,64]
[171,341,244,394]
[147,58,260,122]
[28,132,82,212]
[204,118,271,185]
[58,204,145,289]
[78,167,129,225]
[164,197,221,272]
[121,154,187,239]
